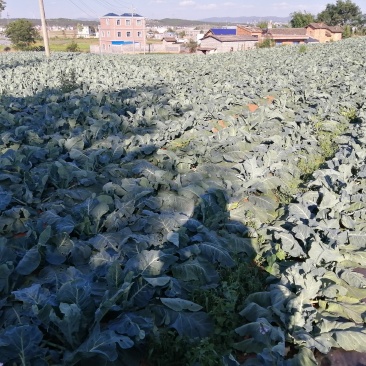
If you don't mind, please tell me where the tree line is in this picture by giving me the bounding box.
[1,0,365,51]
[290,0,365,34]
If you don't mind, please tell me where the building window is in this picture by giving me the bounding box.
[127,31,131,37]
[102,44,106,49]
[136,19,142,25]
[137,31,142,37]
[101,31,105,37]
[126,19,131,25]
[276,41,282,45]
[107,31,110,37]
[106,18,109,25]
[293,41,299,45]
[108,44,111,49]
[116,19,120,25]
[117,31,121,37]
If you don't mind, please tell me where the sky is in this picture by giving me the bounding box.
[3,0,366,20]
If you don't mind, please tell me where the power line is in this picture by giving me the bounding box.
[68,0,98,19]
[93,0,132,14]
[78,0,101,18]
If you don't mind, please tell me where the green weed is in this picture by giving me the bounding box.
[299,45,307,53]
[59,69,80,93]
[147,261,266,365]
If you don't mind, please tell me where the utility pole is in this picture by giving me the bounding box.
[38,0,50,57]
[131,7,135,54]
[143,16,146,55]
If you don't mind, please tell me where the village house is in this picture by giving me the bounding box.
[263,27,309,45]
[77,25,97,38]
[98,12,146,53]
[197,35,258,54]
[184,28,204,40]
[236,25,262,41]
[203,28,236,38]
[161,37,182,53]
[305,23,343,42]
[154,32,176,40]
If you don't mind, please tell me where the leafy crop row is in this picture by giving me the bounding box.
[0,38,365,365]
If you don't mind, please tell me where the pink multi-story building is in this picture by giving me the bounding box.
[99,12,146,53]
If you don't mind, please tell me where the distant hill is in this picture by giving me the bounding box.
[147,18,228,27]
[200,16,290,24]
[0,18,99,27]
[0,16,289,29]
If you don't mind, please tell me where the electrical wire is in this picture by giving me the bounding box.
[66,0,143,20]
[94,0,132,13]
[78,0,101,17]
[68,0,98,19]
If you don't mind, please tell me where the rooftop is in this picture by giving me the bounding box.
[265,28,307,36]
[237,25,262,33]
[207,35,259,42]
[209,28,236,36]
[102,13,143,17]
[307,23,343,32]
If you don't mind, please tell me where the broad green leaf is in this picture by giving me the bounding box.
[38,225,52,246]
[172,258,219,284]
[339,268,366,289]
[106,262,124,292]
[0,325,44,363]
[288,203,311,220]
[320,300,366,323]
[198,241,235,267]
[333,330,366,352]
[125,250,177,277]
[0,190,12,210]
[49,303,82,348]
[15,247,41,275]
[160,298,203,312]
[143,276,171,287]
[170,311,213,338]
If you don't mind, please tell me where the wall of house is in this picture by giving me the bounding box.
[218,41,257,52]
[273,39,306,45]
[236,28,262,41]
[306,27,341,43]
[332,32,342,41]
[199,37,220,50]
[199,38,257,53]
[99,16,145,52]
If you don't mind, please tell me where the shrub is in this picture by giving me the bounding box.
[66,41,80,52]
[25,45,45,52]
[257,38,275,48]
[59,69,80,93]
[299,44,307,53]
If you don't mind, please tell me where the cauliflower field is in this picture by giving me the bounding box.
[0,38,366,365]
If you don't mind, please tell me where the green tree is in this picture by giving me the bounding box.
[66,40,80,52]
[0,0,5,12]
[186,39,197,53]
[257,21,268,29]
[342,24,353,37]
[256,38,275,48]
[290,11,315,27]
[317,0,364,26]
[5,19,38,50]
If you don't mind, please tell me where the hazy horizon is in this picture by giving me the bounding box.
[3,0,366,21]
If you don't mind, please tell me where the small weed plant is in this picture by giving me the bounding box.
[148,260,266,365]
[59,69,80,93]
[66,40,80,52]
[299,44,307,53]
